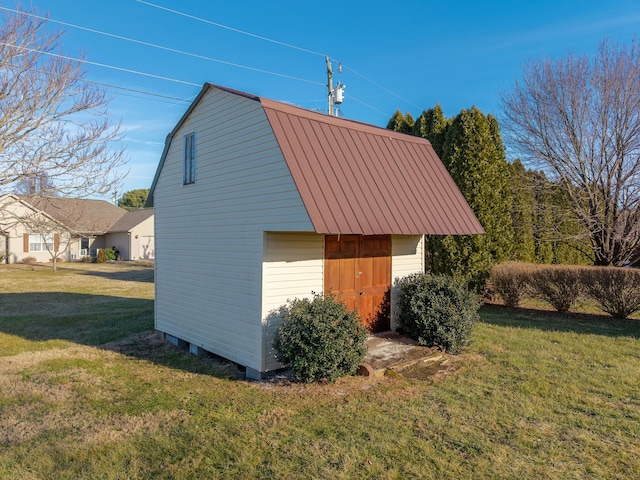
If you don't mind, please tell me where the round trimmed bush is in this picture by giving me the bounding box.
[530,265,582,313]
[490,262,535,308]
[273,293,367,383]
[397,273,480,353]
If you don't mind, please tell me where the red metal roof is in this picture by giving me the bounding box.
[260,98,484,236]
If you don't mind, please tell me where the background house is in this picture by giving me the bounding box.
[147,83,483,379]
[105,208,155,261]
[0,194,154,263]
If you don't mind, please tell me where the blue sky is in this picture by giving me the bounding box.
[4,0,640,197]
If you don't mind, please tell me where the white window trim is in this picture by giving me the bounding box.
[29,233,54,252]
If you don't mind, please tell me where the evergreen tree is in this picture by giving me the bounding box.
[530,170,555,263]
[548,181,593,265]
[529,171,592,265]
[118,188,150,211]
[509,159,536,262]
[435,107,514,288]
[412,105,449,157]
[386,110,414,134]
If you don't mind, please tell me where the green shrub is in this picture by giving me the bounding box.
[105,246,119,261]
[581,267,640,319]
[397,273,480,353]
[96,249,107,263]
[490,262,534,308]
[530,266,582,312]
[273,293,367,383]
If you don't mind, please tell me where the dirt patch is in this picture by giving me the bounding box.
[395,356,460,380]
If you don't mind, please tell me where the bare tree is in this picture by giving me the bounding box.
[0,6,126,199]
[17,210,71,272]
[500,39,640,266]
[0,194,71,270]
[14,171,56,196]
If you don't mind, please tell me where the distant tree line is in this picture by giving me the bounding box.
[389,38,640,283]
[387,106,591,289]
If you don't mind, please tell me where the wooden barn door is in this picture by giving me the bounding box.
[324,235,391,332]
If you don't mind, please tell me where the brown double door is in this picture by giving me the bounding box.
[324,235,391,333]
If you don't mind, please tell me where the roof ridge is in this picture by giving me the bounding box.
[258,97,431,144]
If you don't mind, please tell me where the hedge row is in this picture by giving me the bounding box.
[490,262,640,319]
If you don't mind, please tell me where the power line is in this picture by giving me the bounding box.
[1,41,202,87]
[343,65,423,111]
[2,5,420,117]
[0,6,325,87]
[347,96,390,117]
[135,1,423,113]
[136,0,327,58]
[26,66,193,104]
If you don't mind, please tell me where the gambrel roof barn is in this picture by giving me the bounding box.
[148,83,482,378]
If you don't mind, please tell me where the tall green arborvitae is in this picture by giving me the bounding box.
[436,107,514,288]
[386,110,415,134]
[509,159,536,262]
[412,104,449,157]
[387,106,515,287]
[386,106,593,271]
[413,104,451,278]
[548,181,593,265]
[530,170,555,263]
[530,171,592,265]
[411,105,453,275]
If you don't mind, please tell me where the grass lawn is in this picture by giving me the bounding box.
[1,262,639,479]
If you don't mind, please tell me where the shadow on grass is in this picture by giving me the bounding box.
[75,263,154,283]
[2,262,154,283]
[0,292,154,345]
[0,291,241,379]
[481,304,640,339]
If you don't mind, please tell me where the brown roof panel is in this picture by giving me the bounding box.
[108,208,154,233]
[260,98,484,236]
[29,197,127,235]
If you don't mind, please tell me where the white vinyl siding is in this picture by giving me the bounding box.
[153,88,313,372]
[261,232,324,371]
[390,235,424,329]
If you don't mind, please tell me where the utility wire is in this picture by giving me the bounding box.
[0,6,324,87]
[2,4,420,116]
[347,95,391,117]
[343,65,423,111]
[136,0,327,57]
[26,66,193,103]
[1,41,202,86]
[135,1,423,112]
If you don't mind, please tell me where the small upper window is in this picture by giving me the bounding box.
[184,132,196,185]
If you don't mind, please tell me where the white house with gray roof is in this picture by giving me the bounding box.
[0,194,154,263]
[105,208,155,261]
